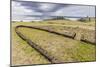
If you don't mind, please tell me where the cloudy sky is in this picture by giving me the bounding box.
[12,0,95,21]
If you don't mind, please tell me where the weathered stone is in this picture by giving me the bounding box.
[81,30,96,44]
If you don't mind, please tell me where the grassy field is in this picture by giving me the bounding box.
[11,20,96,65]
[12,23,51,66]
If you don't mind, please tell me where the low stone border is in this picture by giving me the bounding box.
[15,25,95,63]
[15,25,69,63]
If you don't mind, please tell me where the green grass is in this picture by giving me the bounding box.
[12,24,50,66]
[71,42,95,61]
[12,20,96,65]
[18,27,96,62]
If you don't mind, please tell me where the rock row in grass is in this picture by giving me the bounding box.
[81,29,95,44]
[15,25,96,64]
[16,25,95,44]
[15,26,67,63]
[28,25,96,44]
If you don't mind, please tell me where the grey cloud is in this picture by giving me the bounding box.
[12,0,95,21]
